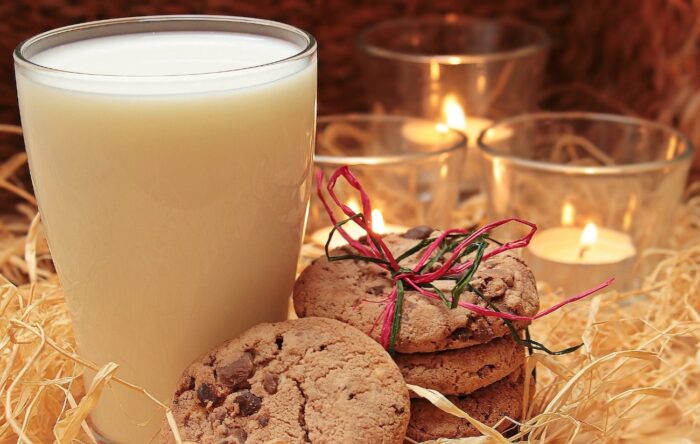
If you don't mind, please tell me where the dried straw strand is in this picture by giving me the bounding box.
[0,122,698,442]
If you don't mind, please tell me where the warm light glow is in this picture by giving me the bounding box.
[442,94,466,130]
[429,61,441,81]
[580,222,598,247]
[665,138,678,161]
[371,209,386,234]
[439,164,448,179]
[623,195,637,231]
[346,197,360,213]
[340,198,386,234]
[436,123,449,133]
[561,202,575,226]
[476,73,487,93]
[492,157,505,185]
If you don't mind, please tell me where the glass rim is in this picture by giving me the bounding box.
[13,15,317,79]
[314,114,467,166]
[357,15,550,64]
[477,111,696,175]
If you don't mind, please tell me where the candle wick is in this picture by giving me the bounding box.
[578,245,590,259]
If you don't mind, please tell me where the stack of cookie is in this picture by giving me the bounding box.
[293,227,539,440]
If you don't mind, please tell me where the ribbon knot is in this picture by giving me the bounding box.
[316,166,613,355]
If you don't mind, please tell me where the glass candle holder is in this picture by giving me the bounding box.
[358,15,549,193]
[307,114,466,250]
[478,112,695,294]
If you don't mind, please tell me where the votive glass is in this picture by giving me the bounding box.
[358,15,549,193]
[307,114,466,250]
[478,112,694,293]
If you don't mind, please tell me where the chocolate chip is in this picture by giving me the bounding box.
[402,225,434,240]
[368,285,386,295]
[217,352,255,389]
[197,383,220,407]
[448,327,472,341]
[263,372,279,394]
[235,390,262,416]
[258,416,269,427]
[275,336,284,350]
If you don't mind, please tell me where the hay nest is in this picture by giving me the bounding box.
[1,124,700,442]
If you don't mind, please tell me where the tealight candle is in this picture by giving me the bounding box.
[400,95,512,192]
[401,96,512,149]
[524,222,636,293]
[441,95,491,146]
[359,16,549,194]
[478,112,694,295]
[309,115,466,238]
[400,120,456,146]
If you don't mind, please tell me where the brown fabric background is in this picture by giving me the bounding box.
[0,0,698,172]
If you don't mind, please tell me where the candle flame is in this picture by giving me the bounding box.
[561,202,575,226]
[580,222,598,247]
[371,209,386,234]
[347,198,387,234]
[436,123,449,133]
[442,95,466,130]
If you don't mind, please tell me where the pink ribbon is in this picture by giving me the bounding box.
[316,166,613,349]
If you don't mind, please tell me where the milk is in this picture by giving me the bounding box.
[16,27,316,442]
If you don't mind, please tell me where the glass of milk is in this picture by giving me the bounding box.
[14,16,316,442]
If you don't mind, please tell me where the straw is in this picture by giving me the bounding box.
[0,123,698,442]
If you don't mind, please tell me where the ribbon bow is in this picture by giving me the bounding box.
[316,166,613,354]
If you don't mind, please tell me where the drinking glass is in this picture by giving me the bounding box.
[15,15,316,442]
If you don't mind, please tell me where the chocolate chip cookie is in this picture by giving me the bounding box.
[407,369,533,441]
[293,230,539,353]
[395,336,524,397]
[161,317,410,443]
